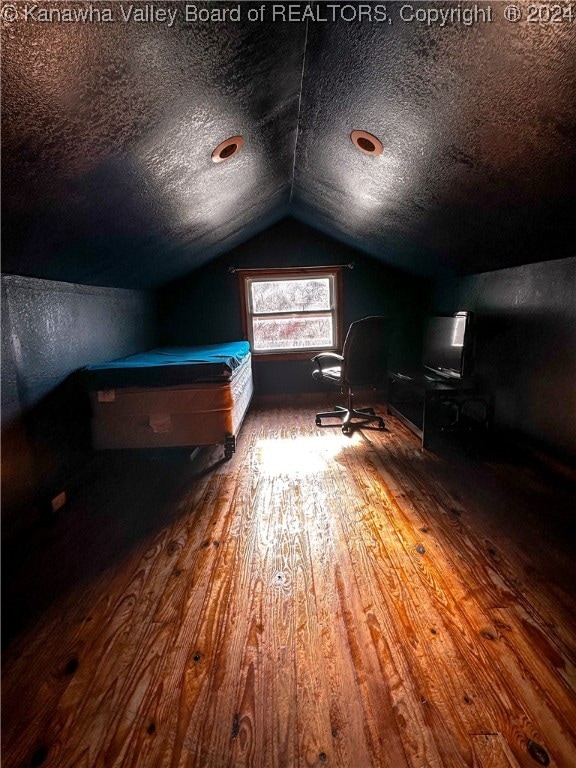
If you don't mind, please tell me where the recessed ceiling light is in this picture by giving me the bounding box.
[350,130,383,156]
[212,135,244,163]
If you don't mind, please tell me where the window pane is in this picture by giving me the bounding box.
[252,315,333,351]
[250,278,331,314]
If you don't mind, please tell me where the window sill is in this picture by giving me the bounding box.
[251,349,339,363]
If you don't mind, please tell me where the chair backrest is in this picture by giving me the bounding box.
[341,316,390,387]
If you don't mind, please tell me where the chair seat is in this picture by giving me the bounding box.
[312,365,342,383]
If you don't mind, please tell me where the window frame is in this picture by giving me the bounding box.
[238,266,344,360]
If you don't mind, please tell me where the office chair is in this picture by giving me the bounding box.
[312,316,389,434]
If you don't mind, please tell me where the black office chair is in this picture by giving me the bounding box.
[312,316,389,434]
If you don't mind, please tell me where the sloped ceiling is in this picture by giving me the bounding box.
[2,2,575,288]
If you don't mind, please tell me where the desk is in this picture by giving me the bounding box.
[387,370,491,449]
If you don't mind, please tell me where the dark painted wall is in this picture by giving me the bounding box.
[1,275,157,538]
[158,218,431,394]
[433,257,576,463]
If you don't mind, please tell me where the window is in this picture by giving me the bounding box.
[239,267,343,357]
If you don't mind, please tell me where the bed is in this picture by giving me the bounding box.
[81,342,253,459]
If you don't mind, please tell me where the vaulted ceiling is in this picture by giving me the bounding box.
[2,3,576,288]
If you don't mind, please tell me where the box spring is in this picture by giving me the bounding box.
[88,351,253,455]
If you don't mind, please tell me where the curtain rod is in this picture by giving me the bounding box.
[228,263,354,274]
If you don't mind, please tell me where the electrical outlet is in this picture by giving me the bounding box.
[51,491,67,513]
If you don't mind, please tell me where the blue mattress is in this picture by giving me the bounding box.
[81,342,251,388]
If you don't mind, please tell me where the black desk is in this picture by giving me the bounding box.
[387,370,491,448]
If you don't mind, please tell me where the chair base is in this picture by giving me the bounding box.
[315,403,385,435]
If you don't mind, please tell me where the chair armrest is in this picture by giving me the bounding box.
[312,352,344,372]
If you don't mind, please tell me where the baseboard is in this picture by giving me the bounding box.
[519,441,576,485]
[252,390,385,408]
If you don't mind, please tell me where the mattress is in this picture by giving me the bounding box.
[81,342,251,388]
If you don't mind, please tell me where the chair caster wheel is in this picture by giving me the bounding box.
[342,426,351,435]
[224,435,235,460]
[315,417,322,426]
[378,419,385,430]
[367,407,375,415]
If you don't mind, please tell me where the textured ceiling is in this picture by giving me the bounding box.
[2,2,576,288]
[292,12,576,275]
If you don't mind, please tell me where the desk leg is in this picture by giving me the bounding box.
[422,394,429,449]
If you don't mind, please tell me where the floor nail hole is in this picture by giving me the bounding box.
[64,657,79,675]
[30,746,49,766]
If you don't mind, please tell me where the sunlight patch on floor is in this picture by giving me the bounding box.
[255,432,359,476]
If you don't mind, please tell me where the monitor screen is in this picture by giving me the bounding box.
[422,311,474,378]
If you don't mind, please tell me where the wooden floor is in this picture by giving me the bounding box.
[2,397,576,768]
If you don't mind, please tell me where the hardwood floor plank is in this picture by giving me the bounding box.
[333,445,491,765]
[471,733,522,768]
[2,399,576,768]
[347,434,574,767]
[198,447,299,768]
